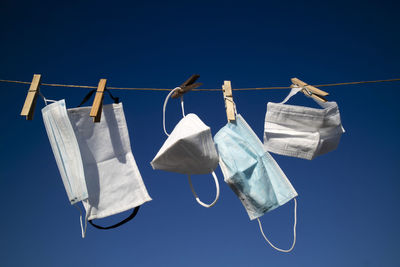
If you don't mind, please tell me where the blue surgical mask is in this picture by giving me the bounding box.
[214,114,298,252]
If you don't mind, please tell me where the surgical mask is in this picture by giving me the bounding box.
[214,114,298,252]
[68,101,152,235]
[42,98,90,238]
[42,99,88,205]
[264,86,345,160]
[42,95,152,238]
[151,87,220,208]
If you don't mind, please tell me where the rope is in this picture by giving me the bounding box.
[1,78,400,91]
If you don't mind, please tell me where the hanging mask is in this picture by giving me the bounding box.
[264,86,345,160]
[68,91,152,235]
[42,99,88,205]
[42,92,152,238]
[151,87,220,208]
[214,114,298,252]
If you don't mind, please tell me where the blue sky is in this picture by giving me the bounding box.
[1,0,399,266]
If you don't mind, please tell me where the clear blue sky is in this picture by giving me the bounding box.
[1,0,399,266]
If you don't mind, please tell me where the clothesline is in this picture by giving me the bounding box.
[1,78,400,91]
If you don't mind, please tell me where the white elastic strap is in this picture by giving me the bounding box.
[280,86,303,104]
[38,91,57,106]
[257,198,297,253]
[45,99,57,105]
[187,171,220,208]
[74,203,89,238]
[180,96,185,117]
[162,87,185,136]
[282,86,328,108]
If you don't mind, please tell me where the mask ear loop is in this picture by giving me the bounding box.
[38,91,57,106]
[74,203,90,238]
[282,86,332,110]
[280,86,303,104]
[163,87,183,136]
[180,95,185,117]
[257,198,297,252]
[187,171,220,208]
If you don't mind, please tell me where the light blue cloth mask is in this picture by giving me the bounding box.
[214,114,298,252]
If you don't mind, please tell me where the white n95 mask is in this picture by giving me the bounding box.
[264,86,345,160]
[214,114,298,252]
[151,87,220,208]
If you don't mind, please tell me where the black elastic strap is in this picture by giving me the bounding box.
[78,89,120,107]
[89,206,140,230]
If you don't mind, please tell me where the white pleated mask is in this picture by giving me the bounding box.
[151,87,220,208]
[42,100,88,205]
[264,86,345,160]
[43,96,152,238]
[68,102,152,235]
[42,99,90,238]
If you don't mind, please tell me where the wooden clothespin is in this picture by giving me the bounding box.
[222,80,236,122]
[171,74,203,98]
[291,77,329,102]
[21,74,42,120]
[90,79,107,123]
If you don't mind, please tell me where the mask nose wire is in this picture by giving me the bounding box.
[187,171,220,208]
[163,87,184,137]
[257,198,297,252]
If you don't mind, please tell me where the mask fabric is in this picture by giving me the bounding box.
[42,99,89,237]
[214,114,298,252]
[42,99,88,204]
[151,87,220,208]
[67,102,152,235]
[264,86,345,160]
